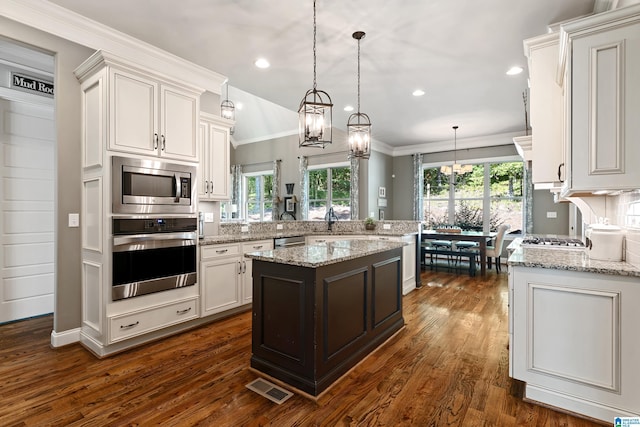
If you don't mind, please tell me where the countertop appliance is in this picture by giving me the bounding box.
[112,217,197,300]
[585,223,624,261]
[112,156,196,215]
[520,236,586,250]
[274,235,306,248]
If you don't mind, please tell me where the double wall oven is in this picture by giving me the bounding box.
[111,156,198,301]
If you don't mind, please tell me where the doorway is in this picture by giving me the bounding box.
[0,39,55,323]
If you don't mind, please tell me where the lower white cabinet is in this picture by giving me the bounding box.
[510,266,640,422]
[109,297,199,343]
[200,240,273,316]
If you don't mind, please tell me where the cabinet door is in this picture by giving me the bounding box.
[197,121,209,198]
[570,22,640,192]
[201,257,242,316]
[208,123,230,199]
[109,68,158,156]
[159,84,199,162]
[242,240,274,304]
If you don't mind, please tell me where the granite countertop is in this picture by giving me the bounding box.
[243,239,406,268]
[508,241,640,277]
[200,230,417,246]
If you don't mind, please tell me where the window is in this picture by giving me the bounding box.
[308,165,350,220]
[423,161,523,232]
[244,172,273,222]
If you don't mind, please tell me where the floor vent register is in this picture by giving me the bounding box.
[246,378,294,404]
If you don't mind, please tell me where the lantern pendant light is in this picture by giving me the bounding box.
[441,125,472,175]
[348,30,371,159]
[298,0,333,148]
[220,81,235,121]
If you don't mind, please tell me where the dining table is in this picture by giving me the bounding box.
[422,229,497,276]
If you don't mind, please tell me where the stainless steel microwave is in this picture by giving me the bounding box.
[112,156,196,215]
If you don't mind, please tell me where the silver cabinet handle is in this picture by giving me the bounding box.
[316,239,326,243]
[161,134,166,151]
[253,245,264,249]
[204,180,209,194]
[154,133,158,149]
[238,261,242,274]
[215,249,228,254]
[120,321,139,330]
[176,307,192,315]
[242,261,247,273]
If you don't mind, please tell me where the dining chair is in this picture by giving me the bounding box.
[484,224,510,272]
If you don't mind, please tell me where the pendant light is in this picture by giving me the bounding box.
[298,0,332,148]
[347,31,371,160]
[441,126,472,175]
[220,81,235,121]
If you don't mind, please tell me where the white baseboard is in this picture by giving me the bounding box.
[50,328,81,347]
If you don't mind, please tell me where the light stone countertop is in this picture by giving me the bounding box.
[199,230,417,246]
[508,240,640,277]
[243,239,406,268]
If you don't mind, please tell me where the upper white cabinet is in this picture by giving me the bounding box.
[199,113,233,200]
[559,5,640,195]
[76,50,202,163]
[524,33,565,184]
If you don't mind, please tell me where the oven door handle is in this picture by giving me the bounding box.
[174,174,181,203]
[113,232,196,252]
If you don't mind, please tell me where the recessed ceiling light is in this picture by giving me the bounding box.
[506,66,523,75]
[254,58,270,69]
[344,105,354,112]
[412,89,425,97]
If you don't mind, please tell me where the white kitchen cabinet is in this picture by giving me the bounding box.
[241,240,274,304]
[524,32,565,184]
[510,266,640,422]
[199,113,233,200]
[200,243,242,316]
[560,6,640,195]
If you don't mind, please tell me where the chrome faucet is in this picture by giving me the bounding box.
[327,207,337,231]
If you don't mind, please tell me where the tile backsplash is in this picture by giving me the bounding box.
[617,191,640,268]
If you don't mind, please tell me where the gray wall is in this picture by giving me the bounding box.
[392,155,415,220]
[1,17,94,332]
[532,189,570,235]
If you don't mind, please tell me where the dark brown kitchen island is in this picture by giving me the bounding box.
[244,240,405,397]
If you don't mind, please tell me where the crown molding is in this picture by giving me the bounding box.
[390,130,525,157]
[1,0,227,93]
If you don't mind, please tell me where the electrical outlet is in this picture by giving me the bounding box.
[241,225,249,232]
[546,211,557,218]
[276,224,283,230]
[204,212,214,222]
[383,224,391,230]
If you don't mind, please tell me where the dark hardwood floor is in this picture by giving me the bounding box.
[0,270,605,426]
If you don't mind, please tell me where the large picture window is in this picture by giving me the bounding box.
[424,161,523,232]
[244,172,273,222]
[308,165,351,220]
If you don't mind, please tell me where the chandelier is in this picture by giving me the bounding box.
[298,0,332,148]
[220,81,235,121]
[441,125,472,175]
[347,31,371,159]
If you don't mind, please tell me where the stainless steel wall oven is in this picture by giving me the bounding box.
[112,217,197,300]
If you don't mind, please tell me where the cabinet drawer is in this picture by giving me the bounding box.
[201,243,240,260]
[242,240,273,253]
[109,298,198,343]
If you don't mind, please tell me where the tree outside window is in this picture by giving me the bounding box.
[423,161,523,232]
[244,173,273,221]
[308,165,350,220]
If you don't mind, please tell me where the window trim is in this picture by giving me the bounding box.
[243,169,274,222]
[307,162,351,220]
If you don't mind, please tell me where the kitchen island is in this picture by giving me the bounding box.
[244,239,405,397]
[508,243,640,422]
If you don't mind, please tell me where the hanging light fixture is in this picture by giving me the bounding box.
[298,0,332,148]
[348,31,371,160]
[441,125,472,175]
[220,80,235,121]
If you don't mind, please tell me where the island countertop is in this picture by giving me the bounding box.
[243,239,406,268]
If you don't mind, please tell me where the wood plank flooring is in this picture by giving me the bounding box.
[0,270,606,426]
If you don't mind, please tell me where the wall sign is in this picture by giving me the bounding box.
[11,73,54,97]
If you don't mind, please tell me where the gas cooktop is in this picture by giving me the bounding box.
[521,236,586,249]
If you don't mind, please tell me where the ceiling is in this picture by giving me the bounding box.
[47,0,598,153]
